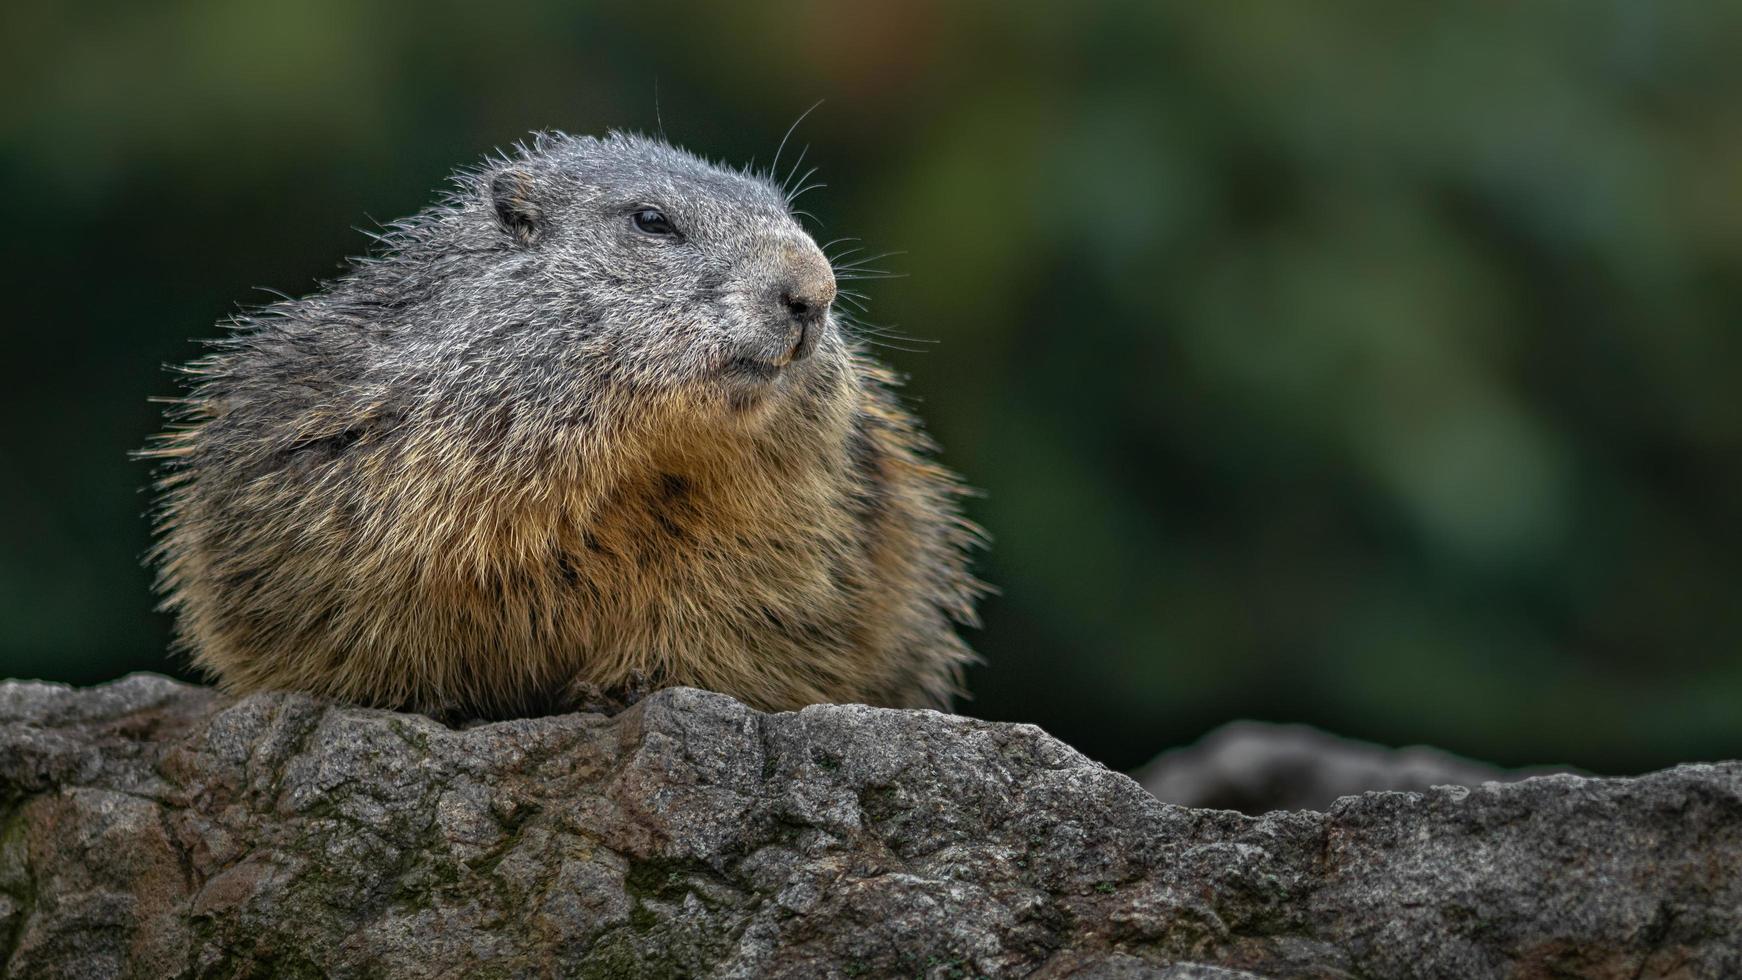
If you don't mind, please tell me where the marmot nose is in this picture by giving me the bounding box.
[779,270,836,325]
[782,287,826,323]
[773,250,836,363]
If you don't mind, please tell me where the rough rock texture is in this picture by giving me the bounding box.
[1137,721,1577,815]
[2,674,1739,979]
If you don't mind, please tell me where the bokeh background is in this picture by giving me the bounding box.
[3,2,1739,775]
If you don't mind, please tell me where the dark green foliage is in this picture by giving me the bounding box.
[2,2,1739,772]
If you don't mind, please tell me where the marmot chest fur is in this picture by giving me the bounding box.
[144,131,984,718]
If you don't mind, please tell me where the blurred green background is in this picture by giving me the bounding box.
[3,2,1739,774]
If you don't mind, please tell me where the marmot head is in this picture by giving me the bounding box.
[368,131,847,439]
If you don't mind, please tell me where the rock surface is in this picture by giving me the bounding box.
[1136,720,1577,814]
[1,674,1738,979]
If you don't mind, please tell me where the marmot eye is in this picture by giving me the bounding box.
[631,208,677,237]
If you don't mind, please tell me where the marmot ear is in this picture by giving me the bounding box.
[490,169,544,246]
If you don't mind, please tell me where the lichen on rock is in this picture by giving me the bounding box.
[1,674,1739,978]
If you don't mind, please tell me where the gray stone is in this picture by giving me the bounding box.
[1136,720,1577,814]
[1,673,1738,978]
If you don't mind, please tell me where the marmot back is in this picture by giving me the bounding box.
[143,131,985,717]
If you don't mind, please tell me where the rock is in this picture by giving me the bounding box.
[0,673,1738,979]
[1135,720,1577,814]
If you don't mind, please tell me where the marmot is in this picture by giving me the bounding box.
[142,131,984,718]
